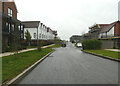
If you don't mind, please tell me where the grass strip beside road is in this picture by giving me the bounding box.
[2,48,53,83]
[47,44,61,48]
[84,50,119,59]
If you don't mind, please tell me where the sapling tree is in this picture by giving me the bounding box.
[25,30,31,46]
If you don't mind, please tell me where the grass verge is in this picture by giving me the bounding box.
[84,50,119,59]
[2,48,53,83]
[47,44,61,48]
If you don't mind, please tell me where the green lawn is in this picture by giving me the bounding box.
[2,48,53,83]
[84,50,119,59]
[47,44,61,48]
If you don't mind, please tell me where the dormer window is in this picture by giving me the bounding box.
[8,8,13,17]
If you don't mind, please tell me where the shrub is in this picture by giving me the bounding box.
[2,46,11,53]
[71,41,74,43]
[82,40,102,50]
[5,46,11,52]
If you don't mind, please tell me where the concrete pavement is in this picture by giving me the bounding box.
[17,42,118,84]
[1,44,55,57]
[105,49,120,52]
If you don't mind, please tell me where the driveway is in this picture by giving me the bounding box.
[17,42,118,84]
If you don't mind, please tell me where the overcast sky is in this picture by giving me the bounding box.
[15,0,119,40]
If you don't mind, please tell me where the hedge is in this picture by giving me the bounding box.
[82,40,102,50]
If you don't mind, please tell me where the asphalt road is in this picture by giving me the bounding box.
[17,42,118,84]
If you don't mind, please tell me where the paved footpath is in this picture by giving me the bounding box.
[17,42,118,84]
[104,49,120,52]
[0,44,55,57]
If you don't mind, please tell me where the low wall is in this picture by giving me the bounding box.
[22,40,55,46]
[101,40,114,49]
[100,39,119,49]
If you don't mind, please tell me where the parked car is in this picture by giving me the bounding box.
[61,43,66,47]
[76,43,82,48]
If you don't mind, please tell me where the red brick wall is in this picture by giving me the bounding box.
[3,2,17,19]
[0,1,2,12]
[114,22,120,36]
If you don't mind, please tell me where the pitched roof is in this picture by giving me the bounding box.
[22,21,40,28]
[52,30,57,34]
[99,22,116,33]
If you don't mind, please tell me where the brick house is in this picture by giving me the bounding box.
[114,21,120,36]
[87,21,120,49]
[88,21,120,39]
[98,21,120,39]
[1,1,24,51]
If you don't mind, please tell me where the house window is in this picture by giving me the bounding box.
[18,26,20,31]
[8,24,10,32]
[8,8,13,17]
[34,33,36,38]
[39,33,41,38]
[6,22,8,26]
[12,24,14,31]
[107,27,114,37]
[6,22,9,31]
[42,34,44,38]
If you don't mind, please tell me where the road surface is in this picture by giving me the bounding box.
[17,42,118,84]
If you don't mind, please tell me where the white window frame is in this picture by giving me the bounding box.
[34,33,36,38]
[39,33,41,38]
[8,8,13,17]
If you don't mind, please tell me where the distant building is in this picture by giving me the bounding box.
[89,24,101,39]
[70,35,82,43]
[22,21,56,41]
[82,33,90,40]
[47,27,55,40]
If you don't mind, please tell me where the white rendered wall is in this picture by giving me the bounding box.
[24,28,37,40]
[24,23,55,41]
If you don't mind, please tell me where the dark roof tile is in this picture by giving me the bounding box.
[22,21,40,28]
[100,22,116,33]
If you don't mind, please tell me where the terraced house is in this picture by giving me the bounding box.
[22,21,57,45]
[1,1,24,52]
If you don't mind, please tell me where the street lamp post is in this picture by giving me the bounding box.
[37,23,41,51]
